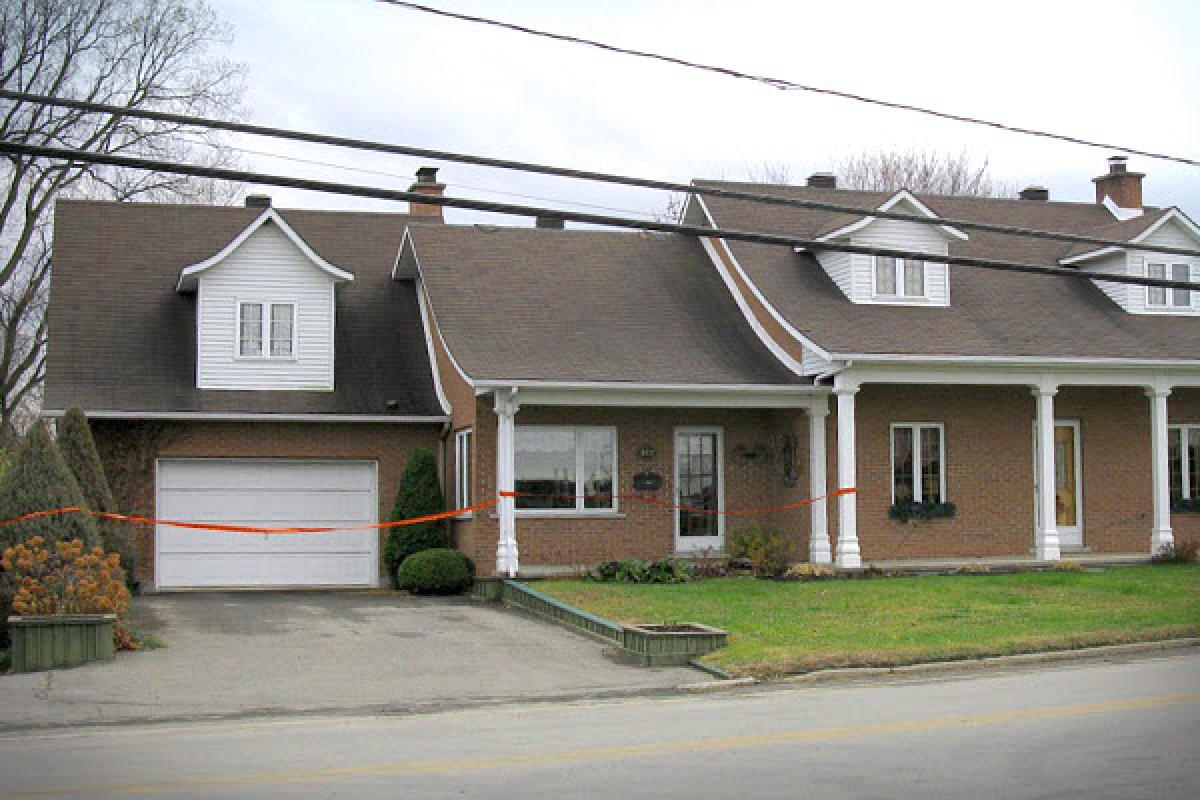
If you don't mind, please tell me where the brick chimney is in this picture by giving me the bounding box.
[408,166,445,221]
[1093,156,1144,208]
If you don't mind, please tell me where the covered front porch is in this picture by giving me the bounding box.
[823,364,1200,569]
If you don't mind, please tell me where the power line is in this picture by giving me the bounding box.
[3,89,1198,259]
[374,1,1200,169]
[5,139,1197,293]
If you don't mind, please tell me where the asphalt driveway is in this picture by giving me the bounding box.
[0,592,700,731]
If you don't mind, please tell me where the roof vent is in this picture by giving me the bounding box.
[1018,186,1049,201]
[245,194,271,208]
[806,172,837,189]
[1107,156,1128,174]
[535,214,565,229]
[415,166,439,184]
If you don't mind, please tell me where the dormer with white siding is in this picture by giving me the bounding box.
[801,189,966,306]
[1062,209,1200,317]
[176,206,354,391]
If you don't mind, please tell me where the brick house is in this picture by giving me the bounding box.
[45,160,1200,588]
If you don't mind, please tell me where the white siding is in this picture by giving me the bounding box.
[814,249,853,297]
[801,345,831,376]
[815,206,951,305]
[1086,219,1200,316]
[196,222,337,390]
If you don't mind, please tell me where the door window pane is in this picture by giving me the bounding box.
[1168,428,1183,504]
[875,256,897,295]
[239,303,262,356]
[269,304,294,357]
[580,429,615,508]
[903,259,925,297]
[919,425,941,503]
[1054,425,1077,527]
[892,426,914,503]
[678,433,718,538]
[515,429,575,509]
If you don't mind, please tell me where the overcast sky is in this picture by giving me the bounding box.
[210,0,1200,226]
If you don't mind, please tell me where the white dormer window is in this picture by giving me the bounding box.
[873,256,926,299]
[1146,263,1192,309]
[238,301,296,359]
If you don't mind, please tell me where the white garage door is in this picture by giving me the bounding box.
[156,459,378,589]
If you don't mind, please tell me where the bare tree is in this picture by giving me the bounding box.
[835,149,1014,197]
[0,0,245,436]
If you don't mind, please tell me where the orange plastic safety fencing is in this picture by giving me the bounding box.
[0,488,855,536]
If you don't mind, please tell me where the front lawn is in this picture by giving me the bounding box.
[533,565,1200,677]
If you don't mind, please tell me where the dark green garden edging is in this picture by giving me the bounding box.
[472,578,727,666]
[7,614,116,673]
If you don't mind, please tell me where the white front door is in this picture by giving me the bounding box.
[674,427,724,553]
[156,459,379,589]
[1033,420,1084,549]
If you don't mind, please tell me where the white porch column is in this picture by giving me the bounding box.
[834,385,861,568]
[808,395,832,564]
[1033,385,1061,561]
[1148,386,1174,555]
[494,388,520,577]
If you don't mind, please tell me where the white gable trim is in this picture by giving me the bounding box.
[694,195,833,363]
[1102,195,1143,221]
[1059,208,1200,266]
[177,208,355,292]
[400,230,476,389]
[415,277,452,414]
[815,190,968,242]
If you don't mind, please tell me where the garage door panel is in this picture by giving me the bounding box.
[158,488,375,522]
[157,552,378,588]
[156,459,378,589]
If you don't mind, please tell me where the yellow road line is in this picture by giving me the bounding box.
[6,691,1199,798]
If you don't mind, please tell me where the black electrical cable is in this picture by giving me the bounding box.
[3,89,1198,260]
[5,139,1197,292]
[374,1,1200,168]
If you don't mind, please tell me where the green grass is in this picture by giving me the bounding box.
[533,565,1200,677]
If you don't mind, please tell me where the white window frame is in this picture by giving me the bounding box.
[1145,262,1195,311]
[235,300,297,360]
[872,256,928,301]
[889,422,947,504]
[454,428,472,517]
[514,425,618,515]
[1169,424,1199,501]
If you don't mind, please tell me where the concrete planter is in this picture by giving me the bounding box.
[621,623,728,666]
[7,614,116,673]
[477,580,728,666]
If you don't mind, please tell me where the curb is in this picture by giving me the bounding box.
[774,637,1200,685]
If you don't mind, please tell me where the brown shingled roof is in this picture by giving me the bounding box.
[694,182,1200,360]
[407,225,804,385]
[46,200,443,416]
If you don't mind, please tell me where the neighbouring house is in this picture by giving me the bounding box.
[44,159,1200,588]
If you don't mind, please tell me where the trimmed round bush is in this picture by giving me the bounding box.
[396,548,474,595]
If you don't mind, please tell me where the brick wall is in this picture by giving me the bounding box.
[91,420,440,585]
[461,401,812,573]
[837,384,1162,560]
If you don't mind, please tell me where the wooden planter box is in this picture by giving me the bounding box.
[7,614,116,673]
[621,622,728,666]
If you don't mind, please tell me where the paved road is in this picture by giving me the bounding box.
[1,651,1197,799]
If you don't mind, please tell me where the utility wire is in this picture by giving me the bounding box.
[5,140,1197,292]
[374,1,1200,169]
[3,89,1198,259]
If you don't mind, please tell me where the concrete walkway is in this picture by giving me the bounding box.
[0,592,698,731]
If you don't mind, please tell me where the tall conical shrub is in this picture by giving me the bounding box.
[383,448,448,581]
[58,408,137,585]
[0,421,101,551]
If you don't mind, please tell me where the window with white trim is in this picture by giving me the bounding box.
[514,426,616,512]
[873,256,926,299]
[1146,262,1192,309]
[454,428,472,511]
[1168,425,1200,505]
[891,423,945,504]
[238,301,295,358]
